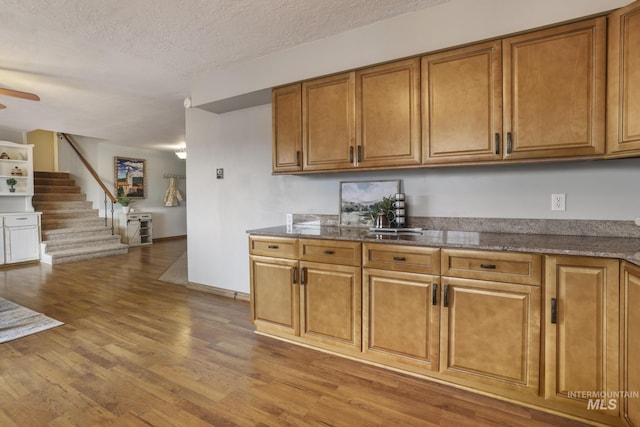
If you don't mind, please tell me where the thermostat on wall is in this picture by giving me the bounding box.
[216,168,224,179]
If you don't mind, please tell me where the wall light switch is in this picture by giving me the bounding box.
[216,168,224,179]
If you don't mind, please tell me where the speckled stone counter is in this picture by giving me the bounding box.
[247,224,640,267]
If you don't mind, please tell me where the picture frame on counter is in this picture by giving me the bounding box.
[339,180,400,227]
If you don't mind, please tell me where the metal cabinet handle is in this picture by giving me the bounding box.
[443,285,450,308]
[480,264,496,269]
[300,267,307,285]
[432,284,438,306]
[292,266,297,284]
[323,250,335,255]
[267,245,279,249]
[507,132,513,154]
[295,150,301,166]
[349,146,354,163]
[357,145,362,163]
[551,298,557,324]
[393,256,407,261]
[495,133,500,154]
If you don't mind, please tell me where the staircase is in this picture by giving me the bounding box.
[34,171,128,264]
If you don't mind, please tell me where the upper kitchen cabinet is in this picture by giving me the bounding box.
[607,0,640,156]
[503,18,606,160]
[272,84,302,173]
[355,58,421,168]
[422,41,503,164]
[302,72,356,172]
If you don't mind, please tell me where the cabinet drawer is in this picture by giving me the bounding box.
[442,249,541,285]
[4,214,38,227]
[299,239,361,266]
[249,236,298,259]
[363,243,440,274]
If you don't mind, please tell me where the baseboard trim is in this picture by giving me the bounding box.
[186,282,250,302]
[153,235,187,242]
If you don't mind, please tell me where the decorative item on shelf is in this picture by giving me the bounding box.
[14,152,24,161]
[117,196,134,214]
[0,152,9,159]
[10,166,22,176]
[6,178,17,192]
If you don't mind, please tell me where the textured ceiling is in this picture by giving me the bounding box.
[0,0,448,151]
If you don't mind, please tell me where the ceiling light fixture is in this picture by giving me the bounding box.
[175,147,187,159]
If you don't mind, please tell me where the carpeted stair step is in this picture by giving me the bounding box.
[34,177,77,187]
[43,243,129,265]
[41,209,100,220]
[34,171,71,179]
[41,217,107,231]
[42,234,123,252]
[42,225,114,241]
[32,193,87,202]
[34,185,81,194]
[33,201,93,210]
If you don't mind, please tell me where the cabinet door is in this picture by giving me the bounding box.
[250,256,299,337]
[544,256,619,417]
[422,41,503,164]
[621,262,640,426]
[302,72,355,171]
[363,269,440,373]
[299,261,361,352]
[356,58,421,168]
[440,277,540,397]
[503,18,606,160]
[607,1,640,156]
[272,84,302,172]
[5,226,40,263]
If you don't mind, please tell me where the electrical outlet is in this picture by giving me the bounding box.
[286,213,293,227]
[551,193,566,211]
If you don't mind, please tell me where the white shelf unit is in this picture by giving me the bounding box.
[0,141,33,197]
[122,212,153,246]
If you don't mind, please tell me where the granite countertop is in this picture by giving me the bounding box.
[247,225,640,267]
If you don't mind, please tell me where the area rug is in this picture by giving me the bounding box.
[159,251,188,285]
[0,297,63,344]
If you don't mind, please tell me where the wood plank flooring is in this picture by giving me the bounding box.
[0,239,586,426]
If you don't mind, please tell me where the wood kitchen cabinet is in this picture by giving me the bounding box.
[621,262,640,427]
[250,236,362,353]
[440,250,542,397]
[355,58,421,168]
[607,0,640,157]
[302,72,355,171]
[422,41,503,164]
[544,255,620,421]
[423,18,605,165]
[362,244,440,373]
[503,18,606,160]
[272,84,302,172]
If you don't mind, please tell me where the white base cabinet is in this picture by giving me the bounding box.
[120,213,153,246]
[2,213,41,264]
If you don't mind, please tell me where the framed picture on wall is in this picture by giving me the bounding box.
[339,180,400,227]
[114,156,146,199]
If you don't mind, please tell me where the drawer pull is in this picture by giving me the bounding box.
[15,217,29,221]
[393,256,407,262]
[551,298,557,324]
[432,284,438,306]
[323,250,335,255]
[443,285,450,308]
[267,245,279,249]
[480,264,496,269]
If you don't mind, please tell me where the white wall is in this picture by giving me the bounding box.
[187,0,637,294]
[58,136,187,238]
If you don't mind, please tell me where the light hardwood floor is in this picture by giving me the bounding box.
[0,238,586,426]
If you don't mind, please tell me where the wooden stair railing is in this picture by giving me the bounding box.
[57,132,117,234]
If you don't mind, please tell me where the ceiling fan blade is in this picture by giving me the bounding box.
[0,88,40,101]
[0,104,5,109]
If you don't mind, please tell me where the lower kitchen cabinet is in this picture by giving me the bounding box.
[544,255,620,422]
[439,276,541,397]
[621,262,640,427]
[362,268,440,373]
